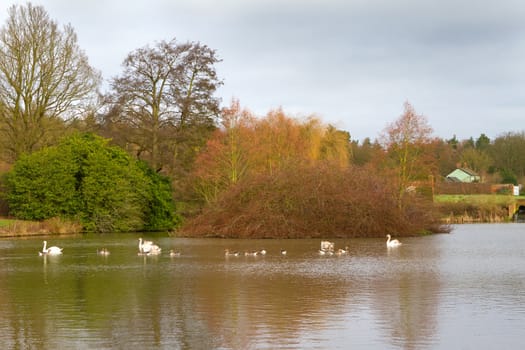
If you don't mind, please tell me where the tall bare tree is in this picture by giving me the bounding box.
[106,38,222,173]
[0,3,101,161]
[381,102,433,207]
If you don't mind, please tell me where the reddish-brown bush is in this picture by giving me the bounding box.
[180,163,447,238]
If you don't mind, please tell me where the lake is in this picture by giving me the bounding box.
[1,224,524,349]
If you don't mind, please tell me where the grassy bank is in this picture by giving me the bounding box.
[0,217,82,237]
[434,194,523,223]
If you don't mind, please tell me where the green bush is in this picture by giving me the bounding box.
[3,133,177,232]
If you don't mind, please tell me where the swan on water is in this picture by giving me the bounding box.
[138,238,161,255]
[39,240,63,256]
[148,244,162,255]
[320,240,334,252]
[386,234,402,247]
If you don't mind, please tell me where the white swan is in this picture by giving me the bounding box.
[320,240,334,252]
[386,234,402,247]
[39,240,63,256]
[138,238,148,253]
[148,244,162,255]
[138,238,161,255]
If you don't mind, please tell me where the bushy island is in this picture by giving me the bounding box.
[180,164,449,238]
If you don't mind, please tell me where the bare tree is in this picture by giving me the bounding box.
[381,102,433,207]
[106,38,222,173]
[0,3,101,161]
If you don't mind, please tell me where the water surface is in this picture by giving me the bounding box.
[1,224,524,349]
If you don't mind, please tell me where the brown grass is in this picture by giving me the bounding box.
[435,201,510,223]
[0,217,82,237]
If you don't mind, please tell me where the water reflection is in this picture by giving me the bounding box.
[0,225,524,348]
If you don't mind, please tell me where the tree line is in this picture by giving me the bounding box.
[0,3,522,235]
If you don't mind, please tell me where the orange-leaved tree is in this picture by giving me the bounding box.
[380,102,434,208]
[193,99,254,203]
[192,101,351,204]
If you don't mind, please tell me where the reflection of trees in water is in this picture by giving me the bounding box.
[188,269,355,349]
[0,238,442,349]
[1,254,64,348]
[371,247,441,350]
[72,260,356,349]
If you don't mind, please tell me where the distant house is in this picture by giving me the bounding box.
[446,168,481,183]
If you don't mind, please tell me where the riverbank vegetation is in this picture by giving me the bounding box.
[434,194,524,223]
[0,217,82,237]
[0,3,523,237]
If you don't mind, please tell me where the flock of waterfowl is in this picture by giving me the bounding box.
[224,248,287,257]
[224,235,402,258]
[37,235,402,257]
[37,238,180,257]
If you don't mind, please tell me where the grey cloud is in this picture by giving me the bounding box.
[2,0,524,141]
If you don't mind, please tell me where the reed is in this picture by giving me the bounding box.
[0,217,82,237]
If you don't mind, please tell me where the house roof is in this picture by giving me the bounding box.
[445,176,462,182]
[457,167,479,176]
[445,167,481,182]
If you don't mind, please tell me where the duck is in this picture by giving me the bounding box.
[259,249,267,255]
[97,248,110,256]
[169,249,181,257]
[224,249,240,257]
[244,250,259,256]
[336,246,349,255]
[39,240,63,256]
[386,234,402,247]
[280,249,287,255]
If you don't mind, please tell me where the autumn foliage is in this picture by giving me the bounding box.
[192,100,351,204]
[181,163,444,238]
[181,100,446,238]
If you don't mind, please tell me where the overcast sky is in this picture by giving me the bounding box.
[1,0,524,142]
